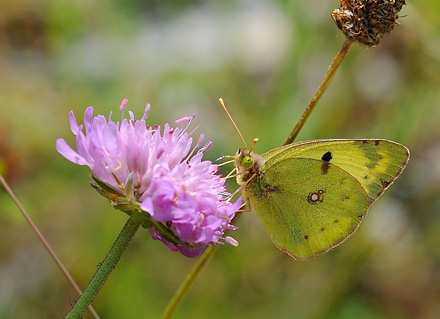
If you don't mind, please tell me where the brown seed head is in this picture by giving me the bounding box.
[332,0,406,46]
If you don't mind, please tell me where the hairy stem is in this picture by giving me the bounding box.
[65,212,142,319]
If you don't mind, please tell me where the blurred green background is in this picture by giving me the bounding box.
[1,1,440,318]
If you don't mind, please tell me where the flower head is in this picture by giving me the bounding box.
[56,100,241,257]
[332,0,406,46]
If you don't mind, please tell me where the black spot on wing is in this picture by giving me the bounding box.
[320,152,333,174]
[321,151,333,162]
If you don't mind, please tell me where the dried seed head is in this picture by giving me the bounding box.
[332,0,406,46]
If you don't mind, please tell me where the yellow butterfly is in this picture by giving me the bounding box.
[234,138,409,260]
[217,97,411,261]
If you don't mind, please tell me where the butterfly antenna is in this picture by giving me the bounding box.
[219,98,248,149]
[249,138,259,153]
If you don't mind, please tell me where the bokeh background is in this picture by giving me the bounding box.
[1,1,440,318]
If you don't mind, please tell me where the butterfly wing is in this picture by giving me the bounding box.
[262,139,409,204]
[245,157,370,260]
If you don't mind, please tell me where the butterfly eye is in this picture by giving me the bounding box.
[241,156,254,168]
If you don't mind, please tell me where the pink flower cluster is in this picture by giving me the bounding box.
[56,100,240,257]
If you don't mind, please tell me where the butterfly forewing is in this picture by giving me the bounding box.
[262,139,410,204]
[245,157,370,260]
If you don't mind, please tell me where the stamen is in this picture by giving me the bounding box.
[224,236,239,247]
[119,98,128,110]
[141,103,151,121]
[199,141,212,153]
[187,124,200,137]
[184,134,204,162]
[175,115,194,124]
[128,111,135,122]
[176,113,196,137]
[120,98,128,122]
[196,134,205,148]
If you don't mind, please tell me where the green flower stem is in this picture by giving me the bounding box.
[162,244,219,319]
[284,39,353,145]
[65,212,143,319]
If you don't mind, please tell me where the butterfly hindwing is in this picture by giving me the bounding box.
[245,157,370,260]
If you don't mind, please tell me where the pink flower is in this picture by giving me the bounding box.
[56,100,240,257]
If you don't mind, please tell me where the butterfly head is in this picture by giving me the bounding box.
[234,148,266,186]
[236,149,254,168]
